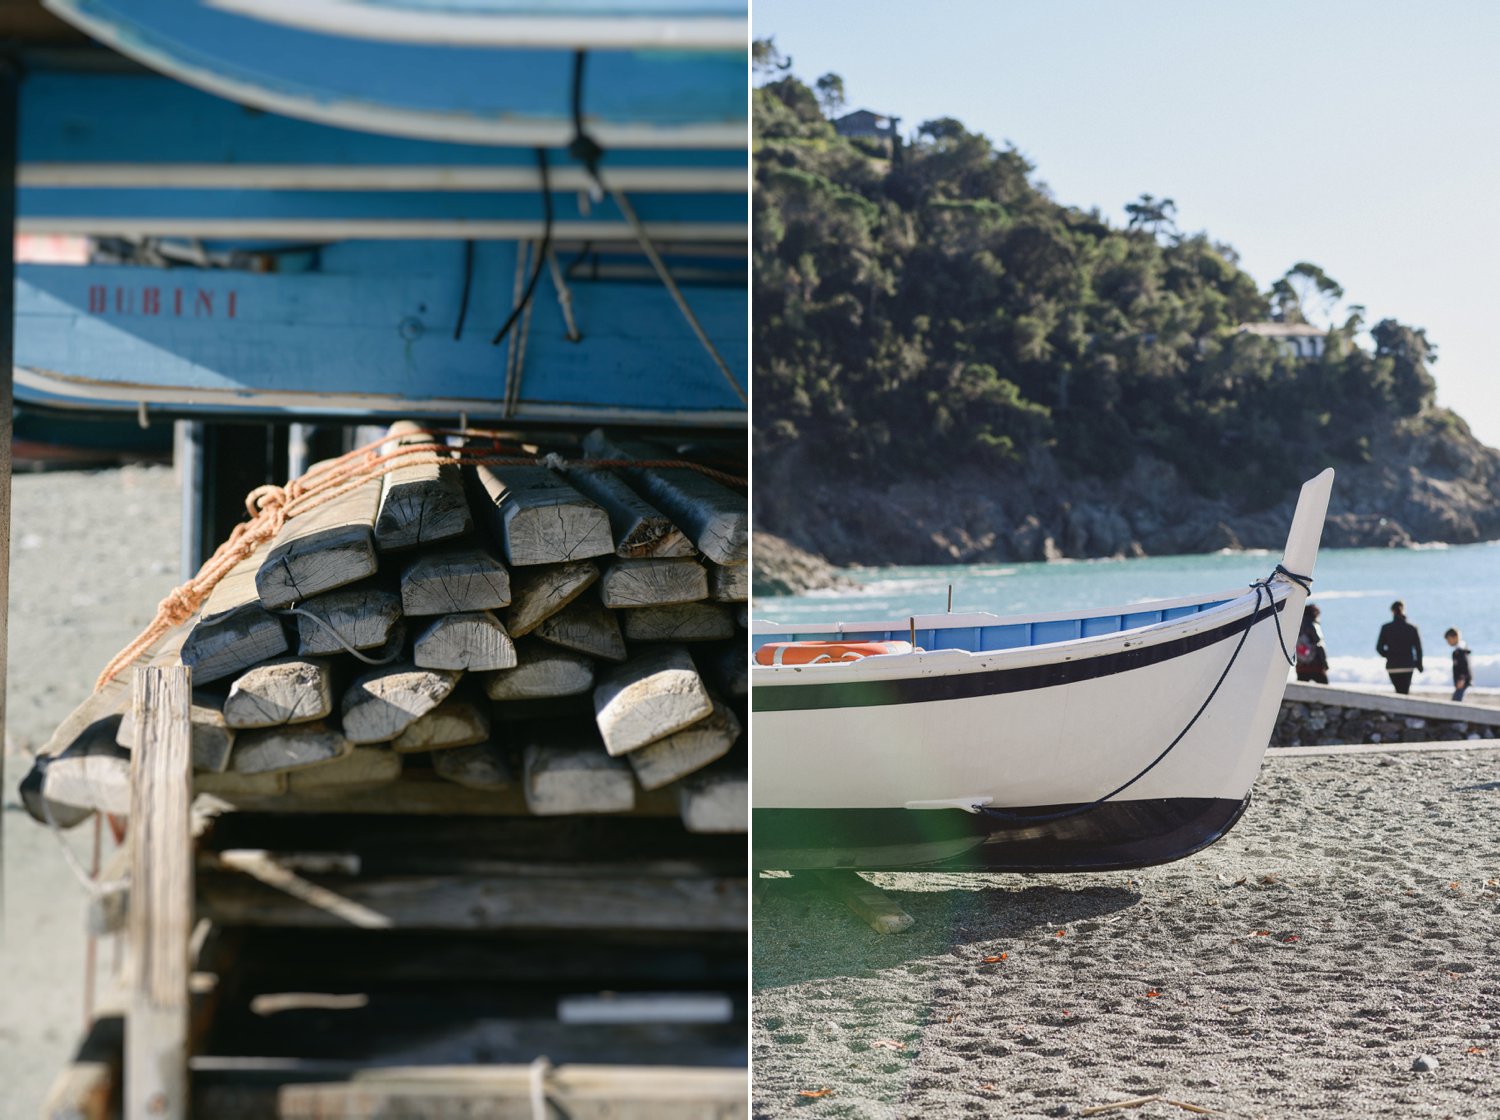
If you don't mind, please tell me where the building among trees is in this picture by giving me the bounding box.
[832,109,900,142]
[1237,321,1328,360]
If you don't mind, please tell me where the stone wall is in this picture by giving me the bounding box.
[1271,684,1500,748]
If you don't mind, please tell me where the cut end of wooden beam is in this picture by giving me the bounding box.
[391,696,492,753]
[599,558,709,609]
[255,475,384,609]
[413,611,518,672]
[593,646,713,756]
[181,609,290,685]
[287,746,403,794]
[293,586,402,655]
[482,640,596,700]
[341,664,463,744]
[534,599,627,663]
[229,721,354,776]
[500,560,599,637]
[432,740,515,790]
[473,465,616,566]
[676,767,747,834]
[619,602,737,644]
[400,546,512,616]
[223,658,334,729]
[627,700,741,790]
[523,736,636,816]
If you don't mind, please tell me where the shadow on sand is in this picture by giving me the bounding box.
[753,874,1141,989]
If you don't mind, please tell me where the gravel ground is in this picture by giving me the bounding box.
[1,464,181,1119]
[753,748,1500,1119]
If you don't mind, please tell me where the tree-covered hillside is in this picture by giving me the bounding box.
[754,65,1477,526]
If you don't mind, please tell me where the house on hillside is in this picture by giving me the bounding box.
[1237,321,1328,360]
[833,109,901,143]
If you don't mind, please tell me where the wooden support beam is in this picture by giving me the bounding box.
[499,559,599,637]
[286,746,402,794]
[341,664,462,744]
[256,465,383,609]
[292,585,402,655]
[583,430,746,565]
[127,665,192,1120]
[222,658,333,729]
[675,766,747,834]
[391,695,492,753]
[560,464,696,558]
[593,646,713,757]
[523,730,636,815]
[181,549,289,684]
[481,640,595,700]
[628,700,740,790]
[470,465,615,566]
[400,545,511,616]
[276,1065,747,1120]
[534,598,627,662]
[620,602,737,643]
[375,421,472,551]
[228,721,353,776]
[599,557,708,608]
[197,869,746,932]
[812,870,916,935]
[431,741,514,790]
[707,562,747,603]
[413,611,518,672]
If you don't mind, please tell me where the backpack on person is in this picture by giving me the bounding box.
[1296,632,1317,667]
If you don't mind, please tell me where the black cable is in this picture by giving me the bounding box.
[568,49,604,183]
[490,148,553,347]
[453,238,475,340]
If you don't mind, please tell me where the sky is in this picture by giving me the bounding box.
[752,0,1500,448]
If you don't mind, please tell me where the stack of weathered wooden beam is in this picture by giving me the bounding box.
[23,424,748,836]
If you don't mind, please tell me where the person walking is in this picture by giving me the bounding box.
[1376,600,1422,695]
[1445,627,1472,702]
[1295,603,1329,684]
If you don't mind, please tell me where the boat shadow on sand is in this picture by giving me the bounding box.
[752,875,1141,989]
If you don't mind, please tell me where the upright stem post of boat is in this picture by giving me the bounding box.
[909,617,917,648]
[947,585,953,613]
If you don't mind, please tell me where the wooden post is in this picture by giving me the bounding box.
[127,665,193,1120]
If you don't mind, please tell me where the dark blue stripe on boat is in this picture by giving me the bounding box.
[752,599,1287,712]
[753,796,1251,873]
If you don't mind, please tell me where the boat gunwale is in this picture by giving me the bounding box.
[750,579,1296,684]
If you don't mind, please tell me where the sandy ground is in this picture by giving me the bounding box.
[753,747,1500,1119]
[1,465,182,1119]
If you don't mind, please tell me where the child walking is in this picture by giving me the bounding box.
[1445,628,1472,702]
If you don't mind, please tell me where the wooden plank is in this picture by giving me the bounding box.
[675,766,746,834]
[481,641,594,698]
[560,464,697,559]
[593,646,713,757]
[628,700,740,791]
[470,464,614,566]
[599,557,708,608]
[117,690,235,773]
[812,870,916,935]
[222,658,333,729]
[286,746,402,794]
[707,562,747,603]
[400,545,511,617]
[277,1065,747,1120]
[256,464,383,609]
[432,740,515,790]
[181,548,289,684]
[341,664,462,744]
[127,666,192,1120]
[292,585,402,655]
[583,430,746,565]
[191,770,681,817]
[374,420,472,551]
[523,730,636,816]
[620,602,737,643]
[26,714,131,822]
[534,598,627,662]
[197,869,747,932]
[228,722,353,776]
[391,695,492,753]
[413,611,518,672]
[499,559,598,637]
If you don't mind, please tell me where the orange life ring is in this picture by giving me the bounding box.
[754,640,913,666]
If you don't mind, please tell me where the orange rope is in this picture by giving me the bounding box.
[94,428,745,691]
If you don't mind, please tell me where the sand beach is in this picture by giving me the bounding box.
[1,464,181,1117]
[753,746,1500,1118]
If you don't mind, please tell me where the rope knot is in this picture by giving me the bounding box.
[156,587,198,626]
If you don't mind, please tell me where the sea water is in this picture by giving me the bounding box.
[757,541,1500,693]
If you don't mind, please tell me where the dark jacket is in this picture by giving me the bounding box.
[1453,646,1472,686]
[1377,618,1423,671]
[1298,621,1329,670]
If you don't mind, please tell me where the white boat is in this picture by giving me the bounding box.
[750,469,1334,872]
